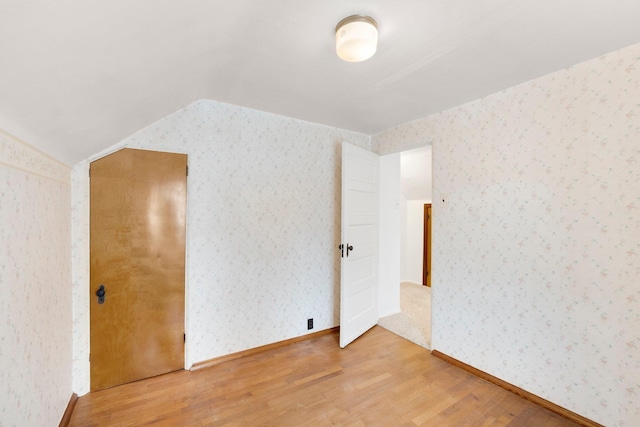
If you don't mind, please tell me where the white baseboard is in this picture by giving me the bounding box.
[401,280,422,286]
[378,307,402,318]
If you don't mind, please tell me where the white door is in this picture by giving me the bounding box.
[340,141,379,348]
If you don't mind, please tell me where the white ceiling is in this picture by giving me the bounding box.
[2,1,640,165]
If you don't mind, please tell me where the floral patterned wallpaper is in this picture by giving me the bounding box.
[0,132,72,426]
[373,42,640,427]
[71,100,370,394]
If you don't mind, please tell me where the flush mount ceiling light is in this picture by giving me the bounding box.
[335,15,378,62]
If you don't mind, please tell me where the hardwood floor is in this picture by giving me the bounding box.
[70,327,580,426]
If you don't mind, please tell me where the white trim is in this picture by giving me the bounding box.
[0,129,70,184]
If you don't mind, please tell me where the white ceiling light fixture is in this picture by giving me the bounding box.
[335,15,378,62]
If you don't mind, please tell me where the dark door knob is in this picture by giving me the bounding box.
[96,285,106,304]
[347,244,354,256]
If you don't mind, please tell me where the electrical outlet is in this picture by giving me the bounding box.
[307,318,313,330]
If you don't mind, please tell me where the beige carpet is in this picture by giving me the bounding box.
[377,282,431,349]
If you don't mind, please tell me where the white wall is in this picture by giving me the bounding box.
[0,131,73,426]
[372,42,640,427]
[378,153,401,317]
[401,146,432,201]
[402,200,429,284]
[400,195,407,283]
[71,100,370,394]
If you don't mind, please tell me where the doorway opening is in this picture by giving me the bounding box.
[423,203,432,288]
[377,146,432,348]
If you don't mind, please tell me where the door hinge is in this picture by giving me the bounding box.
[184,333,186,343]
[186,165,189,176]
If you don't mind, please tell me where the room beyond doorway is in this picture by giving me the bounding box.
[378,282,431,348]
[378,145,432,349]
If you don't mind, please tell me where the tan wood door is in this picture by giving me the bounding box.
[90,148,187,391]
[423,203,432,287]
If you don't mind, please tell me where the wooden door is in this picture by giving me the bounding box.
[423,203,432,287]
[340,142,379,348]
[90,148,187,391]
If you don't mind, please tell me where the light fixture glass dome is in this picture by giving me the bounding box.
[335,15,378,62]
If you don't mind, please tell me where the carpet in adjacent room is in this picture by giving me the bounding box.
[377,281,431,349]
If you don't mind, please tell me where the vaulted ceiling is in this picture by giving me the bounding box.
[2,0,640,165]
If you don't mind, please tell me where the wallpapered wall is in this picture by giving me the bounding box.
[373,42,640,426]
[0,131,72,426]
[71,100,370,394]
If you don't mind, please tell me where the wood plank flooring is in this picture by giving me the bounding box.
[69,327,580,426]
